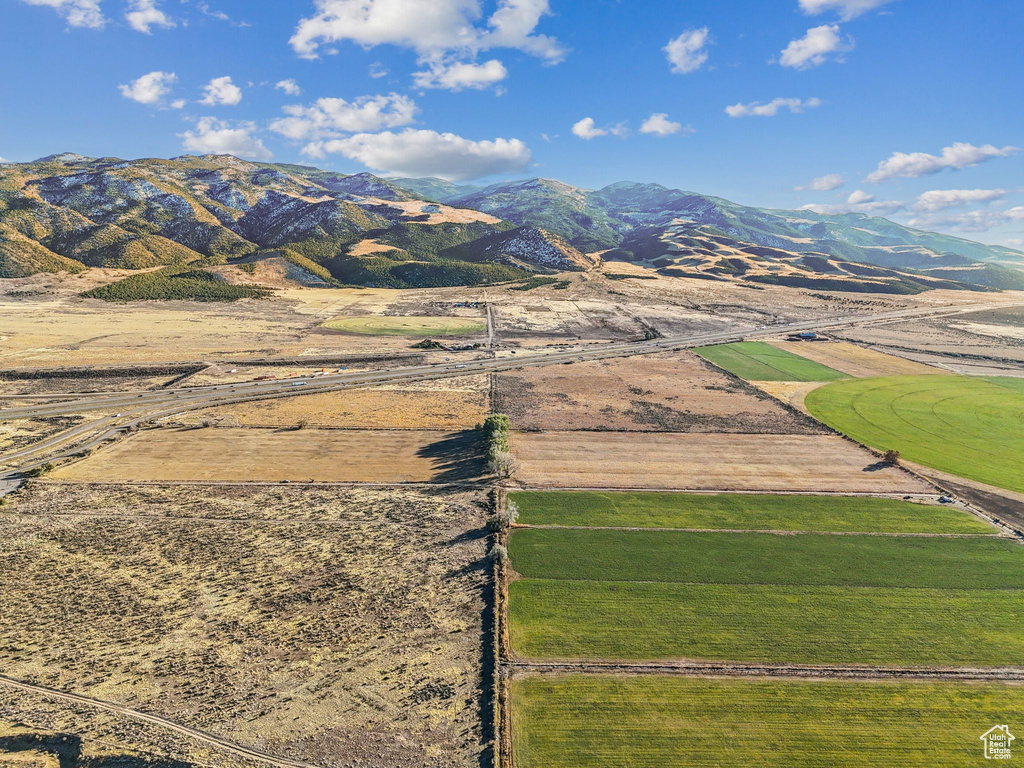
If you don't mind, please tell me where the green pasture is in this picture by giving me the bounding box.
[694,341,849,381]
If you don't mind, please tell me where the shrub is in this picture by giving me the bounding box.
[23,462,55,478]
[883,449,901,465]
[489,543,509,564]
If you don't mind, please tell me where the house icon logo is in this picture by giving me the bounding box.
[981,725,1014,760]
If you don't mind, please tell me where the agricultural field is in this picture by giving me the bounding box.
[54,427,486,483]
[511,432,927,492]
[768,341,942,377]
[321,315,485,336]
[493,353,824,433]
[0,483,490,768]
[806,375,1024,493]
[508,491,993,533]
[511,675,1024,768]
[695,341,850,382]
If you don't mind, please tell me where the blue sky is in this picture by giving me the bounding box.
[1,0,1022,246]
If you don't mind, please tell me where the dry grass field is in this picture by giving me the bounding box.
[494,353,823,433]
[0,417,88,455]
[54,427,486,483]
[511,432,929,492]
[0,483,490,768]
[175,376,489,430]
[768,342,942,377]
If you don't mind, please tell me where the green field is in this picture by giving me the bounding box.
[320,315,486,336]
[512,675,1024,768]
[509,529,1024,589]
[695,341,850,381]
[508,491,994,533]
[806,375,1024,493]
[509,580,1024,665]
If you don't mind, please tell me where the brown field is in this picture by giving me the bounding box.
[753,381,829,412]
[768,341,943,377]
[0,483,489,768]
[494,353,823,433]
[511,431,929,492]
[54,427,486,483]
[174,378,489,431]
[0,417,88,455]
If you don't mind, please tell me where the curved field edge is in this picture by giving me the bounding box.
[805,375,1024,494]
[508,580,1024,666]
[511,675,1024,768]
[506,491,995,533]
[320,315,486,336]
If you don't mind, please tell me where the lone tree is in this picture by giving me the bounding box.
[883,449,901,465]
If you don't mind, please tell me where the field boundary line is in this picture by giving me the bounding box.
[507,661,1024,682]
[0,674,326,768]
[513,524,1001,538]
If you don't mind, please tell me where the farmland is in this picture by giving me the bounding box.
[806,375,1024,493]
[321,315,485,336]
[511,432,927,492]
[0,483,489,767]
[508,491,994,533]
[54,427,486,483]
[695,341,850,381]
[512,676,1024,768]
[768,341,942,377]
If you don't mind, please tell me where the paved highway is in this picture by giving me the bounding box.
[0,300,1013,475]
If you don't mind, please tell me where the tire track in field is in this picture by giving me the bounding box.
[0,674,326,768]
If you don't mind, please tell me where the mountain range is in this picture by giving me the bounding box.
[1,153,1022,295]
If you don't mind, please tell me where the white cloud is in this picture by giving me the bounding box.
[290,0,565,65]
[125,0,174,33]
[907,207,1024,233]
[796,173,844,191]
[913,189,1008,213]
[369,62,389,79]
[20,0,104,28]
[200,76,243,106]
[275,79,302,96]
[311,128,531,181]
[867,142,1019,182]
[413,58,508,90]
[780,24,852,69]
[640,113,691,137]
[726,97,821,118]
[270,93,418,141]
[800,192,904,216]
[118,71,181,107]
[179,117,272,160]
[846,189,874,205]
[799,0,895,21]
[664,27,710,75]
[170,98,186,109]
[1005,238,1024,248]
[572,117,606,140]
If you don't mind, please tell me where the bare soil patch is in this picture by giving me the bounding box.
[494,353,823,433]
[54,427,487,484]
[511,432,928,493]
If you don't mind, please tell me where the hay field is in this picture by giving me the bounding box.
[322,316,485,336]
[55,427,486,483]
[493,353,824,433]
[511,432,927,493]
[807,375,1024,493]
[0,484,489,768]
[511,676,1024,768]
[695,342,850,382]
[769,341,942,377]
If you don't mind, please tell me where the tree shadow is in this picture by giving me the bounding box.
[418,430,488,484]
[0,735,191,768]
[862,461,890,472]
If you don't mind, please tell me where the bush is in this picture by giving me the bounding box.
[488,450,521,480]
[883,449,901,465]
[489,543,509,564]
[23,462,55,478]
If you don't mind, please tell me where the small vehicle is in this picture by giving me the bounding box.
[939,496,954,504]
[291,381,307,387]
[454,364,466,369]
[114,413,122,417]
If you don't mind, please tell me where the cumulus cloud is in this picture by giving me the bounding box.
[907,207,1024,233]
[310,128,531,181]
[780,24,852,69]
[664,27,710,74]
[125,0,174,33]
[800,190,904,216]
[867,142,1019,182]
[275,79,302,96]
[640,113,691,137]
[796,173,844,191]
[118,71,179,106]
[290,0,565,69]
[914,189,1008,213]
[269,93,418,141]
[20,0,104,28]
[413,58,508,90]
[799,0,895,21]
[571,117,627,140]
[726,97,821,118]
[179,117,272,160]
[200,76,243,106]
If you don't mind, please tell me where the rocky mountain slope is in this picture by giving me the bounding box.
[1,154,1021,293]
